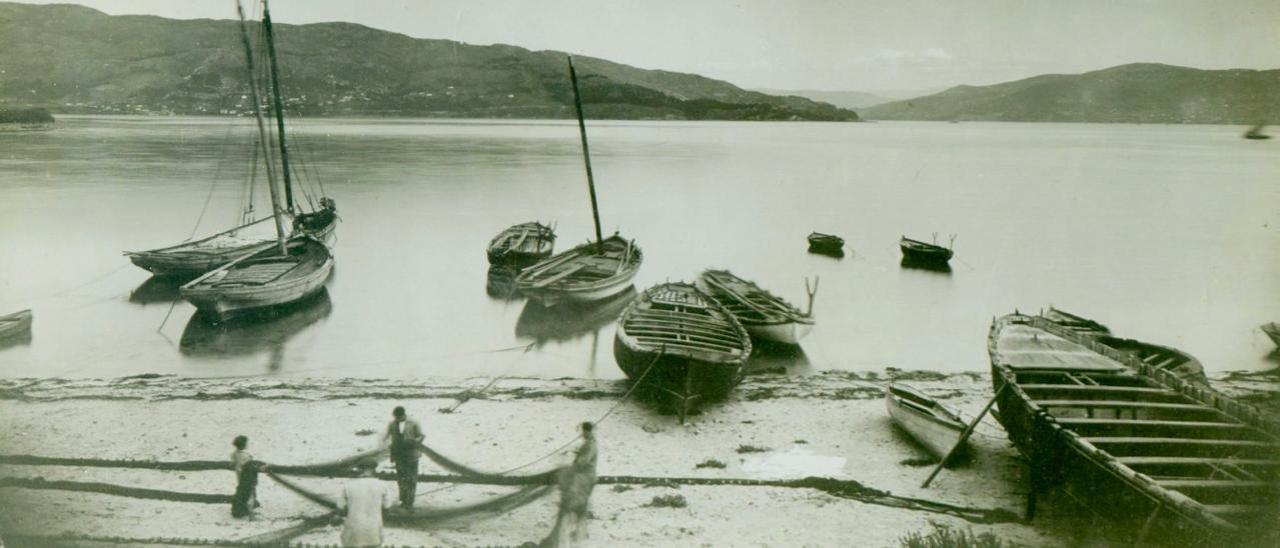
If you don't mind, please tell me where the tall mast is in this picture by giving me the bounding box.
[567,56,604,250]
[261,0,295,213]
[236,0,288,255]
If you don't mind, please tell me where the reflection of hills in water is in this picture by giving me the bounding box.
[179,289,332,357]
[515,286,637,344]
[899,257,952,274]
[745,340,811,373]
[129,276,183,304]
[486,266,522,301]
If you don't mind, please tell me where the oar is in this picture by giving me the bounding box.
[920,382,1009,488]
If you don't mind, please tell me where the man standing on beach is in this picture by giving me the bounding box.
[338,458,394,547]
[544,422,598,547]
[382,406,424,509]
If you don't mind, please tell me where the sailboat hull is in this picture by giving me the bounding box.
[126,242,275,278]
[180,237,333,322]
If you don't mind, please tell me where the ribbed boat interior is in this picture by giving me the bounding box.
[701,271,804,324]
[1011,367,1279,524]
[623,285,745,356]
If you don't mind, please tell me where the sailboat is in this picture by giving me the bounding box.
[515,57,642,306]
[124,0,336,279]
[179,1,333,322]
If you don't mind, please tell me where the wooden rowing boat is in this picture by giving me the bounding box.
[695,270,814,345]
[614,282,752,421]
[487,222,555,267]
[807,232,844,257]
[180,235,333,322]
[1041,307,1205,384]
[989,311,1279,544]
[515,235,641,307]
[1262,322,1280,348]
[0,309,32,340]
[899,236,953,265]
[1042,306,1111,336]
[885,383,968,464]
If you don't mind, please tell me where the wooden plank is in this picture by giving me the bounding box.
[1057,418,1248,430]
[528,263,586,288]
[1085,437,1276,449]
[627,328,744,347]
[630,339,742,354]
[624,317,739,336]
[1157,480,1273,489]
[1116,457,1280,467]
[1036,400,1212,412]
[1020,384,1176,396]
[1203,505,1269,516]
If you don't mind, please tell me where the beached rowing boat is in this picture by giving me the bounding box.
[989,311,1279,544]
[0,309,32,340]
[614,282,752,421]
[515,235,641,306]
[885,383,967,464]
[899,236,953,266]
[696,270,814,345]
[1041,307,1206,384]
[487,222,555,267]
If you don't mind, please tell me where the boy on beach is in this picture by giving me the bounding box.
[382,406,424,509]
[338,458,394,547]
[229,435,262,518]
[544,422,598,547]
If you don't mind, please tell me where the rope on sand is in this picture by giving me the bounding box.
[0,476,231,504]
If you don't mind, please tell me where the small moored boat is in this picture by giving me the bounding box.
[180,236,333,322]
[1244,124,1271,140]
[0,309,33,340]
[487,222,555,267]
[696,270,815,345]
[515,235,641,306]
[885,383,968,464]
[899,235,953,266]
[807,232,844,257]
[989,311,1280,544]
[614,282,752,421]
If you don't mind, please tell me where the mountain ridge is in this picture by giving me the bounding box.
[862,63,1278,124]
[0,2,858,121]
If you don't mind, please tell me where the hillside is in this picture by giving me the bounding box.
[0,2,857,121]
[862,63,1279,124]
[753,89,898,110]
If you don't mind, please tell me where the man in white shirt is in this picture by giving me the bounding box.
[382,406,424,509]
[338,458,394,547]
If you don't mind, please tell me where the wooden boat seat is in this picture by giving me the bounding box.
[626,314,739,334]
[1036,400,1223,420]
[633,337,743,354]
[628,328,744,347]
[1157,479,1274,489]
[528,263,586,288]
[1084,437,1278,458]
[1202,505,1272,516]
[1020,385,1183,403]
[210,262,299,286]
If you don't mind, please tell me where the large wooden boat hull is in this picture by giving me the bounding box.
[885,383,967,463]
[487,222,555,267]
[614,283,751,421]
[989,312,1280,545]
[180,237,333,322]
[899,237,953,264]
[696,270,814,345]
[515,235,641,307]
[0,309,33,340]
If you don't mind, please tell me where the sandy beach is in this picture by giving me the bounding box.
[0,369,1272,547]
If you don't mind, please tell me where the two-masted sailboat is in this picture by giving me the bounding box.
[123,2,336,279]
[179,1,333,322]
[515,57,642,305]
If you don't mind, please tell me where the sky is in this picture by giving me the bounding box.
[11,0,1280,92]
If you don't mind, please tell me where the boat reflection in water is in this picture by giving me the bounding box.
[179,288,332,362]
[515,286,636,345]
[486,265,522,301]
[900,256,952,274]
[128,276,184,305]
[744,340,812,374]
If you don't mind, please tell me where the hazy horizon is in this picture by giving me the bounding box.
[6,0,1280,94]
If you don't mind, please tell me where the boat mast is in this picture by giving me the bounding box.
[261,0,295,213]
[567,56,604,250]
[236,0,288,255]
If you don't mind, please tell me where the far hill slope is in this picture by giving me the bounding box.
[862,64,1278,124]
[0,2,857,121]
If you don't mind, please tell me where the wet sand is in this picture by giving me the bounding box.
[0,370,1273,547]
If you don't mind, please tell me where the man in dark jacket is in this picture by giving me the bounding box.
[382,406,424,509]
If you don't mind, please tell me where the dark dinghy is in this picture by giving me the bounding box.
[899,235,953,266]
[989,311,1280,545]
[487,221,555,267]
[807,232,845,257]
[614,282,752,422]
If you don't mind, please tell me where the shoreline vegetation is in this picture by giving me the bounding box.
[0,107,54,129]
[0,369,1273,545]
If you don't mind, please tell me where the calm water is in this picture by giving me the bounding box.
[0,116,1277,379]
